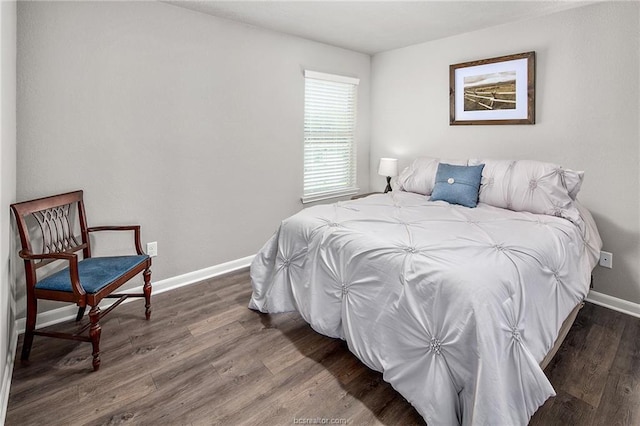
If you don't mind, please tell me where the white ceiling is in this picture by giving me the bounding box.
[165,1,594,55]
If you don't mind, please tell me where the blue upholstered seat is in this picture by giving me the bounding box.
[36,255,149,294]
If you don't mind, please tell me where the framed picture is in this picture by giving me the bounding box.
[449,51,535,125]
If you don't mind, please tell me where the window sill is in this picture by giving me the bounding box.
[301,188,359,204]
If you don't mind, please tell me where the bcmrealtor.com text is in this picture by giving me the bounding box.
[292,417,348,424]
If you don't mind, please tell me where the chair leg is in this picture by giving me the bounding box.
[143,268,152,320]
[21,296,37,363]
[89,306,102,371]
[75,306,86,322]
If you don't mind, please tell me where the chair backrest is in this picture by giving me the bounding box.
[11,190,92,271]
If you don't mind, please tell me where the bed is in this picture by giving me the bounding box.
[249,158,602,425]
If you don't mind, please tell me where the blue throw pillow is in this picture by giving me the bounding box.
[430,163,485,208]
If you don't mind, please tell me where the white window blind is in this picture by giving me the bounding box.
[302,70,359,203]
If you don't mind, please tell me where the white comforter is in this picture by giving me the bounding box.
[249,192,601,425]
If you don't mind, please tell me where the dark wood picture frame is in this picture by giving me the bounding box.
[449,51,535,125]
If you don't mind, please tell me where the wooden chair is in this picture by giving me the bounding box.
[10,190,152,371]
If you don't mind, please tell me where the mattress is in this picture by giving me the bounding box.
[249,191,601,425]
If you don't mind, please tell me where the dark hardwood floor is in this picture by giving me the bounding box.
[5,269,640,425]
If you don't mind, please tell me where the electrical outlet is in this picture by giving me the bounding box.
[146,241,158,257]
[599,251,612,269]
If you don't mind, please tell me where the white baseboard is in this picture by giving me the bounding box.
[0,327,18,426]
[14,255,255,334]
[586,290,640,319]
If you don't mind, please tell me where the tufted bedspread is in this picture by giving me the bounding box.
[249,191,601,425]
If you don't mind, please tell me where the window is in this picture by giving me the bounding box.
[302,70,359,203]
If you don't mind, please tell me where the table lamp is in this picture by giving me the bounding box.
[378,158,398,193]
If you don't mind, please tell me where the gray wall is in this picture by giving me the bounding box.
[371,2,640,303]
[17,1,371,316]
[14,1,640,317]
[0,0,17,418]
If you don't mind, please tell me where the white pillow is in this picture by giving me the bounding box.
[397,157,467,195]
[468,159,581,222]
[562,169,584,200]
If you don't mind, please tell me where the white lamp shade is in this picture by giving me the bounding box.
[378,158,398,177]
